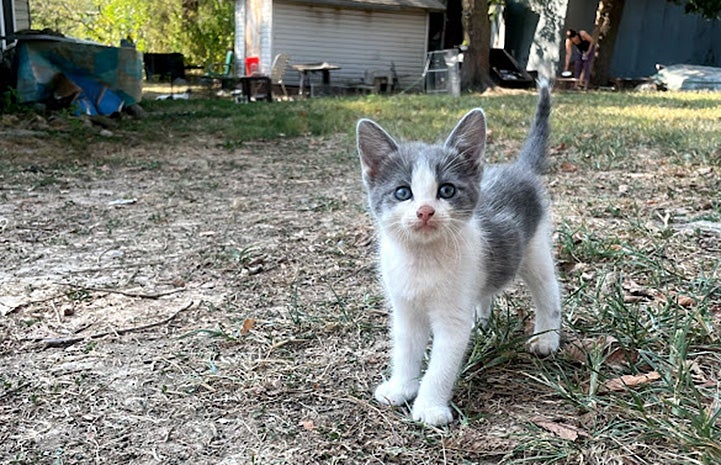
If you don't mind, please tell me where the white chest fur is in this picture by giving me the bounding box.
[378,224,484,312]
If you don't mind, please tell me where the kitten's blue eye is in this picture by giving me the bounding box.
[438,183,456,199]
[394,186,412,201]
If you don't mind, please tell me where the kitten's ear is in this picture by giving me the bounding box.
[356,118,399,182]
[444,109,487,166]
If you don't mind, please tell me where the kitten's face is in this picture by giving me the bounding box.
[357,110,487,244]
[366,144,480,243]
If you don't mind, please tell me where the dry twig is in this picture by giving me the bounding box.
[0,381,31,400]
[28,301,194,349]
[59,282,185,300]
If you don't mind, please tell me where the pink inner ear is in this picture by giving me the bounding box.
[362,161,377,181]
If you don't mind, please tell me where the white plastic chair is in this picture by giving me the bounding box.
[270,53,290,99]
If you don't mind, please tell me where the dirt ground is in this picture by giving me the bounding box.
[1,102,719,464]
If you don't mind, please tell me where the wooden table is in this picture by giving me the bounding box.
[292,62,341,97]
[555,77,587,91]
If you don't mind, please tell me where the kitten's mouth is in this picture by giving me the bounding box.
[412,221,438,232]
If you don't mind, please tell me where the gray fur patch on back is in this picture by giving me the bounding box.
[476,163,546,293]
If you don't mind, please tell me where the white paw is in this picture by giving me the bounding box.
[374,379,419,406]
[476,315,490,330]
[527,331,560,356]
[411,402,453,426]
[474,303,491,329]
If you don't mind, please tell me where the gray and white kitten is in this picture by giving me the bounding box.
[356,81,561,426]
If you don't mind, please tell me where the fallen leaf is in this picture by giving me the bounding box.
[711,304,721,320]
[623,279,654,297]
[676,295,695,307]
[622,278,656,303]
[696,167,713,176]
[571,231,585,243]
[689,361,712,386]
[531,417,590,441]
[605,344,638,367]
[599,371,661,393]
[653,290,668,303]
[551,143,567,153]
[655,292,697,308]
[562,336,637,368]
[562,337,601,364]
[299,419,315,431]
[699,200,714,210]
[671,168,688,178]
[560,161,578,173]
[241,318,255,334]
[600,271,620,296]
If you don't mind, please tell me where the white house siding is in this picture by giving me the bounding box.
[15,0,29,30]
[2,0,30,49]
[272,1,429,89]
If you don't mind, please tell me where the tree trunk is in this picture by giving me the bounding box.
[590,0,626,87]
[460,0,493,91]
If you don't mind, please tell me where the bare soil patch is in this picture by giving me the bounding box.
[1,107,719,464]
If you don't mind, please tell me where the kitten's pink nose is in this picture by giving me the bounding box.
[416,205,435,223]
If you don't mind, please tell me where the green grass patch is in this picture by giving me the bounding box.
[131,90,721,168]
[2,87,719,465]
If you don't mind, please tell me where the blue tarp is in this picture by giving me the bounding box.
[15,34,143,114]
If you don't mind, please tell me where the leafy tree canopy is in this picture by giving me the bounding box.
[31,0,234,67]
[671,0,721,18]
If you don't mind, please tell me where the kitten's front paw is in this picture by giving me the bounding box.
[527,331,560,356]
[374,379,419,406]
[411,402,453,426]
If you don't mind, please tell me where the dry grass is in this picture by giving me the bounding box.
[1,87,720,464]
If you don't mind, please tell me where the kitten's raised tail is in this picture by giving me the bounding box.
[518,79,551,173]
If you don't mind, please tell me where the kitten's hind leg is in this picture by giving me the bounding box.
[520,223,561,355]
[474,295,493,329]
